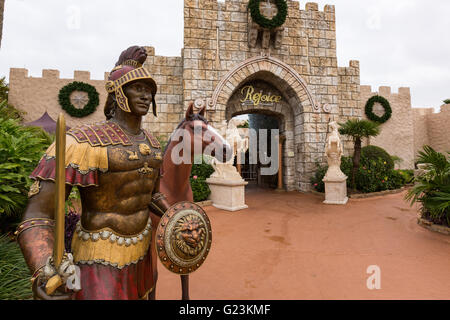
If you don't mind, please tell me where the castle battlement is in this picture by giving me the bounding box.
[303,2,335,13]
[360,85,411,97]
[9,68,110,81]
[187,0,335,21]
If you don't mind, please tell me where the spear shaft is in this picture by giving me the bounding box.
[45,113,66,295]
[54,113,66,268]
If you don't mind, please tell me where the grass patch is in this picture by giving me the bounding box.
[0,234,33,300]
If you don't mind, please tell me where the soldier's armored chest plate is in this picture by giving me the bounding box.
[107,136,162,173]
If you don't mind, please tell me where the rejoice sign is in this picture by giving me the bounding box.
[240,85,282,106]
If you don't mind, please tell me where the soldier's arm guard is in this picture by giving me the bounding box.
[149,192,170,217]
[148,174,171,217]
[16,180,62,279]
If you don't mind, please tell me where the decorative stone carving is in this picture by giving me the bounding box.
[194,97,214,110]
[248,25,259,48]
[323,121,348,205]
[70,91,89,109]
[247,0,285,50]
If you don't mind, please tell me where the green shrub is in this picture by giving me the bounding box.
[190,155,215,202]
[0,234,33,300]
[356,158,404,193]
[0,117,52,229]
[190,177,211,202]
[391,155,403,167]
[191,155,215,179]
[444,99,450,104]
[398,169,414,185]
[311,163,328,192]
[361,145,394,170]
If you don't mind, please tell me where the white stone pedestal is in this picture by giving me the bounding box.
[206,177,248,212]
[323,177,348,205]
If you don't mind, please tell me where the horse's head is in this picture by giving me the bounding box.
[168,102,232,163]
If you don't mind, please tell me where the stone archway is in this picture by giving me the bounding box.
[209,55,320,191]
[212,55,319,116]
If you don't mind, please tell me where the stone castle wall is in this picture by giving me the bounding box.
[8,68,108,128]
[142,47,184,140]
[414,104,450,156]
[182,0,344,118]
[413,107,433,158]
[425,105,450,154]
[338,60,361,155]
[360,85,415,169]
[180,0,361,190]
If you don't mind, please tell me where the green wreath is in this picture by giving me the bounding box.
[365,95,392,124]
[58,82,99,118]
[248,0,288,29]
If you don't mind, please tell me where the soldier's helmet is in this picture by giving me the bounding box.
[104,46,157,117]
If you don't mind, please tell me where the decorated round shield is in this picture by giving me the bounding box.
[156,201,212,275]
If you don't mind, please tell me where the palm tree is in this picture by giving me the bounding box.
[339,119,381,190]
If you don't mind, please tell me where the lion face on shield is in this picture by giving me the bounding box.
[173,214,206,258]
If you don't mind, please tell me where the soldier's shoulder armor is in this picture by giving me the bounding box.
[67,121,133,147]
[142,129,161,150]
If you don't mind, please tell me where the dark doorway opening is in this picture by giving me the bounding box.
[235,112,280,189]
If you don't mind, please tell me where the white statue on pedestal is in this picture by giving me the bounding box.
[324,121,346,180]
[210,119,249,181]
[207,118,249,211]
[323,121,348,205]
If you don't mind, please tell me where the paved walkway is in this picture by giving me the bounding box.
[156,189,450,300]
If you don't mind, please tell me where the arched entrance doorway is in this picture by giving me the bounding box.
[211,55,318,192]
[226,78,294,190]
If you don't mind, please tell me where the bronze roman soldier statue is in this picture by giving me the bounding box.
[16,46,172,300]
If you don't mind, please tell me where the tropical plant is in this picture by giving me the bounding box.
[0,234,33,300]
[0,78,23,121]
[405,146,450,226]
[0,77,9,101]
[339,119,380,190]
[0,117,52,227]
[397,169,414,185]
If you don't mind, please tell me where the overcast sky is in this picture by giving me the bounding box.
[1,0,449,111]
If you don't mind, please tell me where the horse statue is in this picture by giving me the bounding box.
[149,102,231,300]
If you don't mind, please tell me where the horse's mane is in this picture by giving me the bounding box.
[163,113,209,156]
